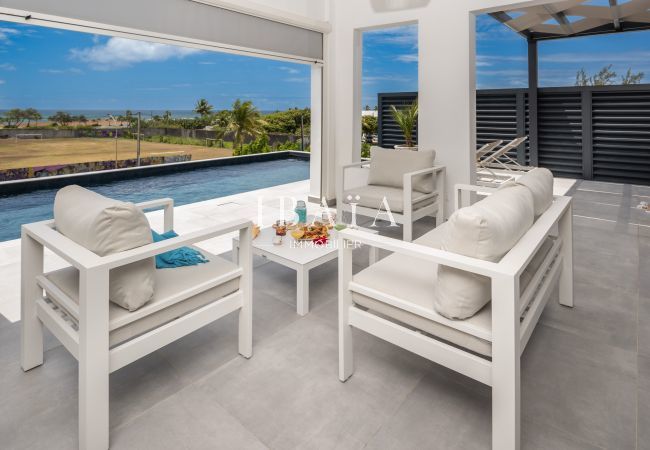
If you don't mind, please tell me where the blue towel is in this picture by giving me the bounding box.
[152,230,209,269]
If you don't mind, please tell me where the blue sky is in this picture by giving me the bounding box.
[476,14,650,89]
[0,22,311,111]
[0,17,649,111]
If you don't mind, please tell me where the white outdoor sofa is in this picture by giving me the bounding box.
[337,169,573,449]
[21,186,253,450]
[337,147,445,241]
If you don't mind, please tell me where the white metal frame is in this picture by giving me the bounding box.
[337,184,573,450]
[337,162,446,241]
[21,198,254,450]
[233,227,378,316]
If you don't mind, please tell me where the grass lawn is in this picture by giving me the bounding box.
[0,138,233,170]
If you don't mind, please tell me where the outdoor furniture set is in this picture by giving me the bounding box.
[19,146,572,450]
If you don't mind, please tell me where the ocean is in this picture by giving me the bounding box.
[0,109,198,120]
[0,109,281,120]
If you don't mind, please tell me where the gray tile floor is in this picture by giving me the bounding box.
[1,179,649,449]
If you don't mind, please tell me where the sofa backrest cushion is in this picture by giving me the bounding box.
[435,184,535,319]
[367,147,436,194]
[516,168,554,218]
[54,185,154,311]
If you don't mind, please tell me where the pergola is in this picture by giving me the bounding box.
[487,0,650,167]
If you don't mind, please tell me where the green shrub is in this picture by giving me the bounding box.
[361,142,371,159]
[234,134,271,155]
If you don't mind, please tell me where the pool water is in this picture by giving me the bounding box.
[0,158,309,242]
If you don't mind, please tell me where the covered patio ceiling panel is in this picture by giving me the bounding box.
[491,0,650,40]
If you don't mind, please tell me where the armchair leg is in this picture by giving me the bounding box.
[491,276,521,450]
[403,221,413,242]
[338,243,354,382]
[238,227,253,359]
[435,206,444,228]
[79,269,110,450]
[558,204,574,308]
[21,233,44,371]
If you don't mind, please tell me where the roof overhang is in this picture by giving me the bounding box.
[489,0,650,41]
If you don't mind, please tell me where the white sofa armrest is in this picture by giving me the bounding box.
[454,183,498,211]
[98,218,253,270]
[22,221,103,270]
[403,166,446,220]
[338,162,371,214]
[136,198,174,232]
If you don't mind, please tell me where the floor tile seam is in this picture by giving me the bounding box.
[359,369,428,450]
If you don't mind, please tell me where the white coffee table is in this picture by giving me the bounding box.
[233,226,378,316]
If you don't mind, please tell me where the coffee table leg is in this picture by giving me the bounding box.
[297,268,309,316]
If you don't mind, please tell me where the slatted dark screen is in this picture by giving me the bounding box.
[377,92,418,148]
[592,89,650,184]
[537,90,584,178]
[475,89,529,164]
[379,86,650,185]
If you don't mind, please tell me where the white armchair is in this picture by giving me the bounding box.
[337,169,573,449]
[337,148,445,241]
[21,192,253,450]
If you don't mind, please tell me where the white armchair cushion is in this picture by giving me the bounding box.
[45,248,239,347]
[343,185,437,214]
[435,184,534,319]
[53,185,155,311]
[367,147,436,194]
[516,168,554,218]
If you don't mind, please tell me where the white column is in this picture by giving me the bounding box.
[352,29,363,162]
[310,64,323,200]
[418,8,478,218]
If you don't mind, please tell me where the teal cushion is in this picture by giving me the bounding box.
[152,230,209,269]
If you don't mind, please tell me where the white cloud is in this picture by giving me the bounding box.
[364,25,418,48]
[198,61,216,65]
[40,68,83,75]
[0,80,5,85]
[70,37,201,70]
[540,51,650,64]
[279,66,300,74]
[284,77,309,83]
[0,63,15,71]
[0,27,19,42]
[477,69,527,77]
[363,74,414,85]
[396,53,418,63]
[477,55,527,67]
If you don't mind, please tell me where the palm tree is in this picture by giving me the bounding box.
[390,100,418,148]
[163,110,173,122]
[24,108,42,127]
[194,98,213,117]
[228,99,264,150]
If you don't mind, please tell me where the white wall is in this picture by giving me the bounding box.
[324,0,552,212]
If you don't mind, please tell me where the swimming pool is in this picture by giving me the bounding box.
[0,158,309,242]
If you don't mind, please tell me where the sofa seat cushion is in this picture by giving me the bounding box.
[350,228,556,357]
[343,185,437,214]
[351,250,492,356]
[53,185,154,312]
[367,147,436,194]
[45,248,240,347]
